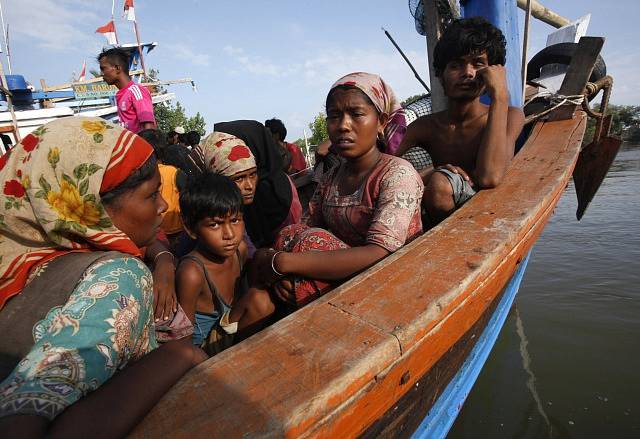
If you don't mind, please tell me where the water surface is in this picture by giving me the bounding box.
[448,143,640,439]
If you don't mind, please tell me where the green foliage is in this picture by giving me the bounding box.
[147,69,206,135]
[308,112,328,145]
[584,104,640,144]
[154,101,205,135]
[401,93,428,107]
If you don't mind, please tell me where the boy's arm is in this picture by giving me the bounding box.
[175,261,204,324]
[475,66,525,188]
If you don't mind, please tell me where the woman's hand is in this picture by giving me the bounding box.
[152,254,177,322]
[273,278,296,305]
[248,248,283,287]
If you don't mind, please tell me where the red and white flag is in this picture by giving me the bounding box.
[124,0,136,21]
[77,60,86,82]
[95,20,117,45]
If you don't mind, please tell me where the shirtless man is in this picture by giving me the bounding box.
[396,17,524,226]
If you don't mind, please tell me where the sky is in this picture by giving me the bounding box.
[3,0,639,140]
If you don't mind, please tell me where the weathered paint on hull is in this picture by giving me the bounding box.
[131,114,587,438]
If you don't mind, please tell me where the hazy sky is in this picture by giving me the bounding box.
[4,0,639,140]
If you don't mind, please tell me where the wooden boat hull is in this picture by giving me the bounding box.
[132,114,587,438]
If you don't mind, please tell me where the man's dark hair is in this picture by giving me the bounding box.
[433,17,506,77]
[100,154,157,206]
[179,172,243,229]
[97,48,130,75]
[264,118,287,142]
[186,131,201,147]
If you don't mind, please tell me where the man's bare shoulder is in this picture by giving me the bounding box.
[410,111,443,128]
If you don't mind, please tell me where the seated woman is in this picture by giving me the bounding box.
[254,72,424,307]
[213,120,302,249]
[0,118,206,437]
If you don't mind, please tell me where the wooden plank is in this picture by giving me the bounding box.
[362,283,508,438]
[516,0,570,28]
[548,37,604,121]
[131,303,400,438]
[132,116,587,438]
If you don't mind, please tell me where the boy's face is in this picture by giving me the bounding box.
[191,212,244,258]
[440,51,489,101]
[230,167,258,205]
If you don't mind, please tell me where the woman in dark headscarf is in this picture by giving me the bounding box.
[214,120,301,248]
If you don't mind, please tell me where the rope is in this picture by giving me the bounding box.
[524,89,585,124]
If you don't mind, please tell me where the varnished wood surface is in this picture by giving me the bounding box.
[131,115,587,438]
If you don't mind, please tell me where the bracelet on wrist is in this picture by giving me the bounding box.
[153,250,175,266]
[271,251,285,277]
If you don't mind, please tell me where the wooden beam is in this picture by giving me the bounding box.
[516,0,570,28]
[42,69,144,91]
[549,36,604,121]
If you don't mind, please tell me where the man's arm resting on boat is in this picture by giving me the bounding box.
[0,339,207,439]
[274,244,390,281]
[474,66,525,188]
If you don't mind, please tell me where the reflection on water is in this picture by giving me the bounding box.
[448,144,640,438]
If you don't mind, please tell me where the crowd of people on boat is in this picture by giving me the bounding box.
[0,17,524,437]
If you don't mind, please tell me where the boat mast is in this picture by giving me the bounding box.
[422,1,447,112]
[111,0,120,44]
[124,1,148,78]
[132,21,147,77]
[0,0,11,74]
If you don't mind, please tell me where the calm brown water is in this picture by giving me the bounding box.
[448,143,640,439]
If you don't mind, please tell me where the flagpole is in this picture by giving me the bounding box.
[111,0,119,44]
[133,20,147,77]
[0,0,12,74]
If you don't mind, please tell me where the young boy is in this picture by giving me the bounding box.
[396,17,525,225]
[176,172,274,355]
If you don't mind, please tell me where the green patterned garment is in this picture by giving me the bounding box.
[0,256,158,420]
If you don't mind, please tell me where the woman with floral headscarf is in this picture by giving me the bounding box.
[0,118,206,437]
[252,72,423,307]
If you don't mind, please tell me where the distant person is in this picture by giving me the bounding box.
[395,17,525,226]
[98,48,156,133]
[167,130,179,145]
[186,130,206,172]
[138,129,187,251]
[265,118,307,174]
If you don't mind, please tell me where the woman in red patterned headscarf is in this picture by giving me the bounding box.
[0,117,205,437]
